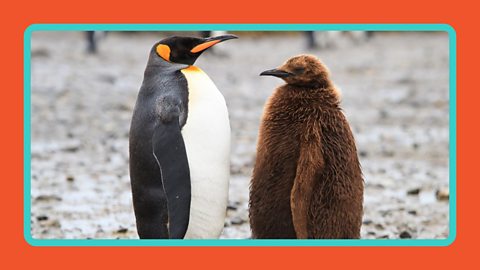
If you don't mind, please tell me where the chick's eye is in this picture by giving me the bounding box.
[293,67,305,74]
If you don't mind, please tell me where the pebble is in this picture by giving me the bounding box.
[382,150,395,157]
[359,150,368,157]
[407,188,421,195]
[37,215,49,221]
[362,219,373,225]
[230,217,246,225]
[227,201,241,211]
[436,188,449,201]
[31,48,50,58]
[399,231,412,239]
[35,195,62,202]
[117,228,128,233]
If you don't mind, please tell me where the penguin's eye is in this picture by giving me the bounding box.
[156,44,171,61]
[293,67,305,74]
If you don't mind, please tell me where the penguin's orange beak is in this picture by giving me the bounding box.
[190,34,238,53]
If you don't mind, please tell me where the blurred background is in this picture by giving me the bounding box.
[30,30,450,239]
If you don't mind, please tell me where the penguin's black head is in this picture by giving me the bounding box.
[260,54,331,88]
[154,34,238,65]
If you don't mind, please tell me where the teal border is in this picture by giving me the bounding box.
[24,24,457,247]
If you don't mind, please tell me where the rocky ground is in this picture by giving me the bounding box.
[30,31,450,240]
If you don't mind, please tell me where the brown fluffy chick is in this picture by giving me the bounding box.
[249,54,364,239]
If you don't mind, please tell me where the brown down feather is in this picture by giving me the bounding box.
[249,55,364,239]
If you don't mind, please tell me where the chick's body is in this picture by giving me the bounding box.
[250,55,363,239]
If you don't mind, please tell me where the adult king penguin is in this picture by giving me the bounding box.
[129,34,237,239]
[250,55,364,239]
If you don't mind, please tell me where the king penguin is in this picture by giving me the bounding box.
[249,54,364,239]
[129,34,237,239]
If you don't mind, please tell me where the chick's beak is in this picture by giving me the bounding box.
[260,68,293,78]
[190,34,238,53]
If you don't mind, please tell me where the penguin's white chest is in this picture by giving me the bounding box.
[180,66,231,239]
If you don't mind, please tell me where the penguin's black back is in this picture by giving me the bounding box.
[129,57,191,239]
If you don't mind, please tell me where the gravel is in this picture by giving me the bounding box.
[30,31,450,240]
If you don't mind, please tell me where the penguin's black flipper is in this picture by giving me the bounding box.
[152,120,191,239]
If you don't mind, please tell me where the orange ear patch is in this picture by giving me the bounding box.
[156,44,171,61]
[190,40,221,53]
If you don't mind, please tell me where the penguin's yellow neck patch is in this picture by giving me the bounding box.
[182,66,201,72]
[156,44,171,61]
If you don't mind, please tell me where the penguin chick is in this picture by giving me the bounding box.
[249,54,364,239]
